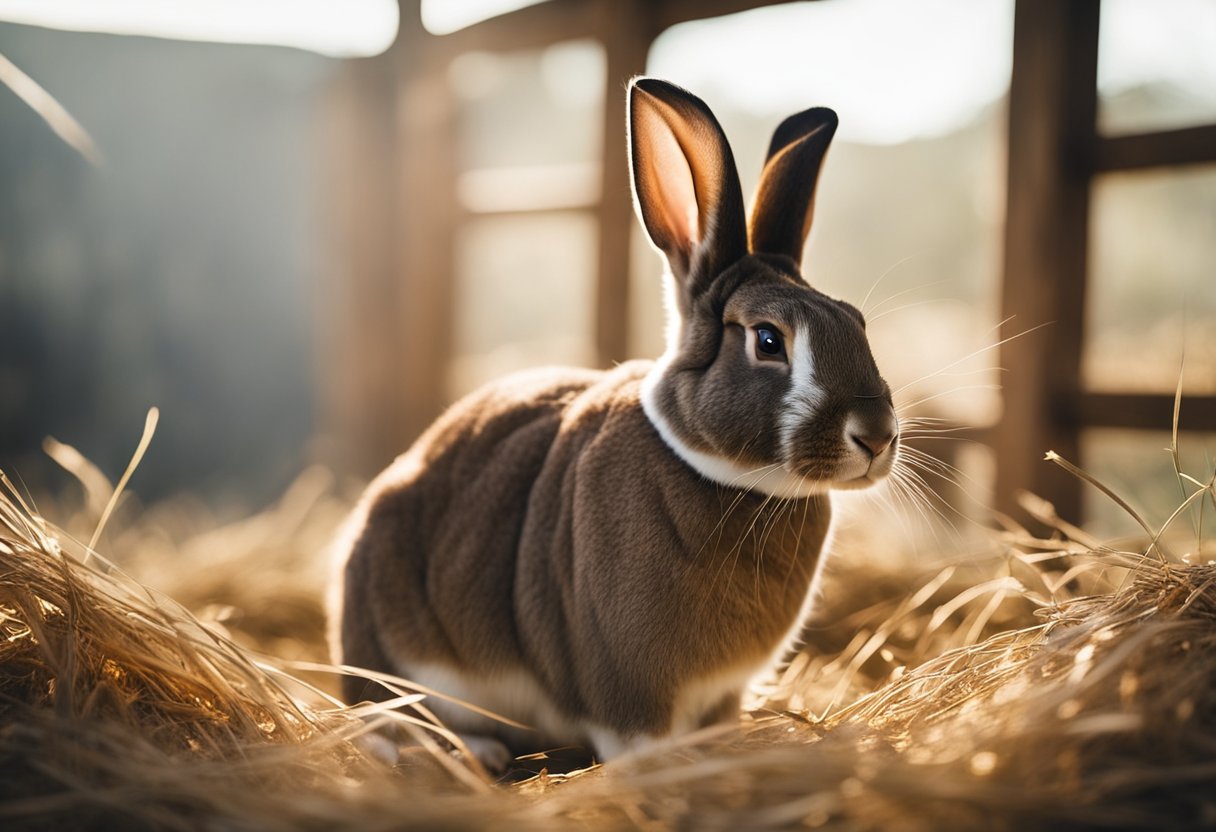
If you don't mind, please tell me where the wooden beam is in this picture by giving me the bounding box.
[995,0,1101,524]
[1093,124,1216,172]
[437,0,600,52]
[430,0,819,53]
[1074,393,1216,432]
[456,163,600,214]
[654,0,822,29]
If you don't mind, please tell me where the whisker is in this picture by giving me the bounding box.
[898,452,1002,522]
[900,450,984,497]
[867,297,948,324]
[781,492,816,605]
[876,470,921,551]
[755,496,798,606]
[898,415,955,425]
[725,462,783,491]
[900,444,968,476]
[899,454,972,498]
[865,277,951,318]
[892,319,1050,396]
[699,463,796,615]
[897,416,972,432]
[889,466,963,545]
[894,454,982,532]
[860,250,930,315]
[724,492,778,600]
[897,384,1002,413]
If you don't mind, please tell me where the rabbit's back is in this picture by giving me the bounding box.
[335,363,647,707]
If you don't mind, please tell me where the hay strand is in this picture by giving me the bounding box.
[2,441,1215,828]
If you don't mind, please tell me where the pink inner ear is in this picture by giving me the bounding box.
[645,114,699,251]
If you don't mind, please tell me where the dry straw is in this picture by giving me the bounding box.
[2,432,1214,829]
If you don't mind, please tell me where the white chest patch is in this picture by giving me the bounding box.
[398,661,585,746]
[639,325,827,499]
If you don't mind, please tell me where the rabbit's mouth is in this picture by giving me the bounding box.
[787,448,896,491]
[830,472,885,491]
[786,469,883,491]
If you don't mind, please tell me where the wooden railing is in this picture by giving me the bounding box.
[326,0,1215,527]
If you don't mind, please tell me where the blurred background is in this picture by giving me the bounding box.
[1,0,1214,539]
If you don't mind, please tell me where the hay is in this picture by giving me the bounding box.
[1,456,1215,829]
[0,474,501,831]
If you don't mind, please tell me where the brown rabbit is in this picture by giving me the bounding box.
[330,78,898,769]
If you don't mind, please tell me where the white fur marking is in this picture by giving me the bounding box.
[669,663,752,736]
[457,734,513,772]
[590,661,787,761]
[778,324,826,460]
[640,318,836,499]
[585,727,640,761]
[400,662,689,762]
[662,271,684,355]
[640,357,828,499]
[400,662,584,745]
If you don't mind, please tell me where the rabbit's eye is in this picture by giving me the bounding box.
[753,325,787,363]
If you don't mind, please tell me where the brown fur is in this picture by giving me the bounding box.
[338,363,828,740]
[332,78,898,761]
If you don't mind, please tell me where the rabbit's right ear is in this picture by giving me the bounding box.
[628,78,747,293]
[748,107,838,267]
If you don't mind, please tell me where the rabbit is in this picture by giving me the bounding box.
[329,77,899,770]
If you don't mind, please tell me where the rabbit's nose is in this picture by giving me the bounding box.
[850,430,895,459]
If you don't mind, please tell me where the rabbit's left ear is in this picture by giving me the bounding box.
[748,107,838,266]
[629,77,748,293]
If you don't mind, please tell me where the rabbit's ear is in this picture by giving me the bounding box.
[748,107,838,266]
[629,78,747,291]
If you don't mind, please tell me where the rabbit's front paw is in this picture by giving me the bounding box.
[458,734,513,774]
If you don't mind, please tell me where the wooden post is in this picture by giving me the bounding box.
[393,51,458,450]
[995,0,1100,523]
[593,0,656,366]
[321,2,457,475]
[321,52,407,475]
